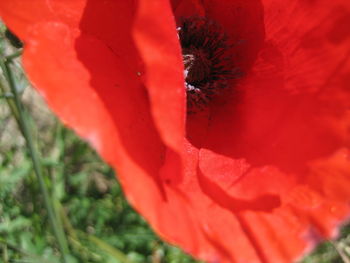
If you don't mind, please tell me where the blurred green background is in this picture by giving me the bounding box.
[0,22,350,263]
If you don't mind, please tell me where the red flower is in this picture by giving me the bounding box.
[1,0,350,262]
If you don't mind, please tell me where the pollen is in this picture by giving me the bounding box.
[178,17,238,113]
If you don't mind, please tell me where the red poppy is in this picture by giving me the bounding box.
[1,0,350,262]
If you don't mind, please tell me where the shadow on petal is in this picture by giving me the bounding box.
[197,166,281,213]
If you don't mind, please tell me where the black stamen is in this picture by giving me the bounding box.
[178,17,239,113]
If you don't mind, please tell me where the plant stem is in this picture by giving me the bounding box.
[332,241,350,263]
[5,49,22,60]
[0,55,70,263]
[1,243,9,263]
[0,75,20,124]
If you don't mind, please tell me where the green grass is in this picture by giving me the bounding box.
[0,22,350,263]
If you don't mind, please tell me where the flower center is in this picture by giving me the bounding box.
[178,17,236,113]
[183,48,212,85]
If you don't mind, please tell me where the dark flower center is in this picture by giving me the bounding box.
[178,17,237,113]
